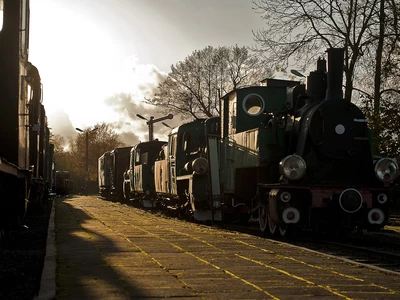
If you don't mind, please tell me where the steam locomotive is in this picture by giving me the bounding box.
[219,48,398,236]
[99,48,398,235]
[0,1,54,237]
[153,117,220,220]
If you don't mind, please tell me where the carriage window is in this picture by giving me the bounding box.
[0,0,3,32]
[242,94,265,116]
[182,132,189,151]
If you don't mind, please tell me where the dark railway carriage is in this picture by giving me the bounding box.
[27,64,51,206]
[0,0,53,235]
[154,117,221,221]
[109,147,131,201]
[220,48,399,236]
[54,171,72,195]
[98,151,112,198]
[125,140,166,207]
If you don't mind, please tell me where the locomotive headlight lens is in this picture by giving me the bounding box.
[192,157,209,175]
[279,155,306,180]
[374,158,399,183]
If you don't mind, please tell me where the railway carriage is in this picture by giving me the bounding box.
[54,171,72,195]
[0,0,53,235]
[109,147,132,202]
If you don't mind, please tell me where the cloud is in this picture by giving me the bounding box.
[104,93,175,143]
[117,131,140,146]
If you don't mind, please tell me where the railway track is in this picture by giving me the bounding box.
[290,237,400,274]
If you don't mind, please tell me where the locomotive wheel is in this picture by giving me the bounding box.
[267,209,289,237]
[258,205,268,234]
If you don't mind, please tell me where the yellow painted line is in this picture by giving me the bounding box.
[85,206,359,299]
[167,242,280,300]
[129,224,280,299]
[233,238,400,294]
[237,254,352,299]
[149,222,400,296]
[74,204,204,299]
[77,200,400,298]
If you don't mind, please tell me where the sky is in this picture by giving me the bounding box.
[29,0,267,145]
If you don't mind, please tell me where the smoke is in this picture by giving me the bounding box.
[47,110,77,140]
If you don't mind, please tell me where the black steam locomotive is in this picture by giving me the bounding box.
[219,48,398,235]
[0,1,54,237]
[98,48,398,236]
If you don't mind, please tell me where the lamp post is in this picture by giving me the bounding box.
[76,127,98,196]
[136,114,173,141]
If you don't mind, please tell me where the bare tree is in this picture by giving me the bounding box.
[252,0,399,102]
[148,45,271,120]
[252,0,400,155]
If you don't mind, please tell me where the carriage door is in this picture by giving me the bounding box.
[169,134,178,195]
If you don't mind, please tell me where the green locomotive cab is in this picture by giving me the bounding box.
[220,82,299,225]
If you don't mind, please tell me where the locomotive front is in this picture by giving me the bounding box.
[276,48,398,232]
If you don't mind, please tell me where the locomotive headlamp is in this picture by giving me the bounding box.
[192,157,209,175]
[279,155,306,180]
[374,158,399,183]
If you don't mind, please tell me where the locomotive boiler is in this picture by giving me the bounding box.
[220,48,398,235]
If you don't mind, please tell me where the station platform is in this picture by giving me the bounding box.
[38,196,400,299]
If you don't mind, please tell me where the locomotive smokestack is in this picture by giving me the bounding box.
[325,48,344,101]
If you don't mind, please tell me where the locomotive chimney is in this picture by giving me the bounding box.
[325,48,344,101]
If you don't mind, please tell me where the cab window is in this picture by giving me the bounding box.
[135,148,141,164]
